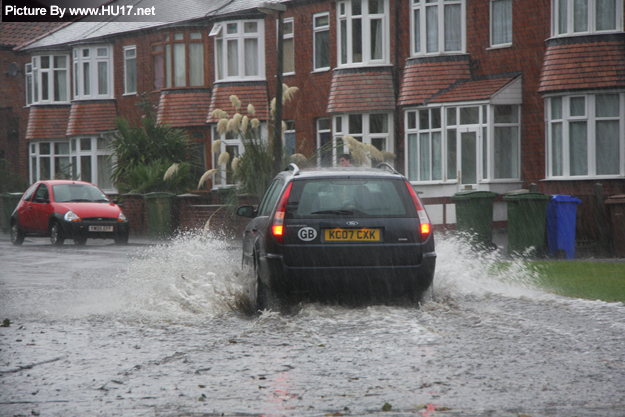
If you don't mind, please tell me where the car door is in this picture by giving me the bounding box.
[29,184,52,233]
[242,179,284,264]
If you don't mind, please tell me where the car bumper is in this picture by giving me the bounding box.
[60,220,129,240]
[262,251,436,301]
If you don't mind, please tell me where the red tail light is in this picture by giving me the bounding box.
[272,182,293,243]
[405,180,431,242]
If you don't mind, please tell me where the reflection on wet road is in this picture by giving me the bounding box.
[1,233,624,416]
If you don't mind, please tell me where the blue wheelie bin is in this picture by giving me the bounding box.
[546,195,581,259]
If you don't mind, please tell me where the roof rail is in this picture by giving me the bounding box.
[375,162,399,175]
[284,163,300,176]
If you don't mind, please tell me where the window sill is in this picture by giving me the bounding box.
[311,68,331,74]
[543,176,625,181]
[335,63,393,70]
[122,92,138,97]
[486,43,512,51]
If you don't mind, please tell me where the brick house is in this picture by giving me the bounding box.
[0,22,64,182]
[7,0,625,233]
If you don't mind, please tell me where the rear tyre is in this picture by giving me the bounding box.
[255,264,270,312]
[10,222,24,246]
[50,222,65,246]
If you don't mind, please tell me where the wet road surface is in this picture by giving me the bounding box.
[1,232,624,417]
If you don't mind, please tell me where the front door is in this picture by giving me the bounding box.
[459,128,479,190]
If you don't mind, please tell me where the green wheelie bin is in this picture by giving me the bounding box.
[451,190,498,249]
[144,192,176,239]
[504,191,551,256]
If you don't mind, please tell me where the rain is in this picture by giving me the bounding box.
[1,232,624,416]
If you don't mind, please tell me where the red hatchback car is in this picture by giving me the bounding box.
[10,180,130,246]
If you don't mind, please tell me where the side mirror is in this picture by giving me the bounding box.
[236,205,256,218]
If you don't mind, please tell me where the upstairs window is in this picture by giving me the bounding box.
[73,46,113,100]
[491,0,512,47]
[411,0,465,56]
[552,0,622,36]
[151,32,205,90]
[337,0,389,66]
[212,20,265,82]
[280,18,295,75]
[124,46,137,94]
[26,55,70,105]
[313,12,331,71]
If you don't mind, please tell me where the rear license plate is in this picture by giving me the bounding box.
[89,225,113,232]
[324,228,380,242]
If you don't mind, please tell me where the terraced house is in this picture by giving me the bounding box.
[5,0,625,231]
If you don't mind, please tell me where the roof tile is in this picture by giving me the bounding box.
[327,68,395,113]
[66,100,118,136]
[156,88,211,127]
[539,37,625,93]
[26,105,71,140]
[398,56,472,107]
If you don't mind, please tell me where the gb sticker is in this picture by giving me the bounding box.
[298,227,317,241]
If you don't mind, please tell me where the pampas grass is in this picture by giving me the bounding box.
[230,95,241,110]
[247,104,255,116]
[211,139,222,154]
[218,151,230,166]
[163,163,179,180]
[198,168,218,189]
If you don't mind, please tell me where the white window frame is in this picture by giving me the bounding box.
[316,117,333,166]
[211,20,265,82]
[73,45,114,100]
[28,141,72,183]
[490,0,512,48]
[124,45,137,95]
[337,0,390,67]
[279,17,295,76]
[67,137,115,190]
[405,103,521,184]
[551,0,623,37]
[26,55,70,105]
[313,12,331,71]
[332,112,394,166]
[546,92,625,179]
[410,0,466,56]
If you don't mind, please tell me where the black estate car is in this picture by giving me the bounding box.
[236,163,436,309]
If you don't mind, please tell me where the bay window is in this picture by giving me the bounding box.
[212,20,265,82]
[73,45,113,99]
[29,141,71,183]
[547,93,624,178]
[151,32,205,90]
[337,0,389,66]
[313,12,331,71]
[66,137,114,190]
[491,0,512,47]
[411,0,465,55]
[406,104,520,184]
[331,113,394,165]
[552,0,622,36]
[25,55,70,105]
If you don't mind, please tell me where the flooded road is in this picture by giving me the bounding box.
[1,233,624,417]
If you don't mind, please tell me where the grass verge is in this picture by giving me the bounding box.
[528,261,625,303]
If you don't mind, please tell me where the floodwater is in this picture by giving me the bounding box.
[0,232,624,417]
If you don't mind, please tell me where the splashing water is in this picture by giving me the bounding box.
[430,231,543,304]
[115,231,253,322]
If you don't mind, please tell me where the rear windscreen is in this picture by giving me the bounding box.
[285,178,416,218]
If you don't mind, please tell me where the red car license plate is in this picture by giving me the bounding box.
[89,225,114,232]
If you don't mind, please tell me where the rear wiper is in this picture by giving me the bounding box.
[311,209,354,215]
